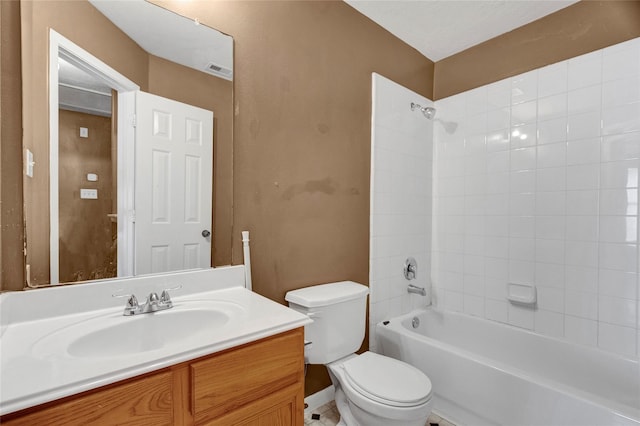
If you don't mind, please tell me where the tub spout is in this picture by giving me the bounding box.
[407,284,426,296]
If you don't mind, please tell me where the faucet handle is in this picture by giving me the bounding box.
[112,292,140,315]
[160,284,182,306]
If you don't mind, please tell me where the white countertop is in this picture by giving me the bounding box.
[0,268,311,416]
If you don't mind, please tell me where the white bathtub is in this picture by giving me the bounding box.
[375,308,640,426]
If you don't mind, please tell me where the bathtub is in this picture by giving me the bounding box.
[375,308,640,426]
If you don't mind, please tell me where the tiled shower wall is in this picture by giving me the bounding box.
[369,73,433,351]
[432,37,640,358]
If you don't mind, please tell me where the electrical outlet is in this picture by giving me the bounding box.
[80,127,89,138]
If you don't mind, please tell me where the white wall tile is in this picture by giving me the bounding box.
[535,215,565,240]
[538,61,568,98]
[567,111,601,141]
[566,164,600,190]
[599,189,638,215]
[565,315,598,347]
[535,310,564,338]
[601,133,640,162]
[509,215,535,238]
[565,290,598,320]
[599,243,638,272]
[537,286,564,313]
[370,74,433,347]
[511,100,537,125]
[432,40,640,358]
[510,124,536,149]
[485,299,508,323]
[487,78,512,110]
[602,103,640,135]
[568,50,602,90]
[568,86,601,115]
[565,240,600,268]
[537,117,567,145]
[602,76,640,108]
[463,294,485,317]
[565,265,598,293]
[599,216,637,243]
[539,93,567,121]
[565,215,598,241]
[535,262,565,288]
[508,304,534,329]
[536,167,566,191]
[510,170,536,193]
[537,142,567,169]
[600,159,639,189]
[599,295,637,327]
[598,268,637,299]
[512,70,538,105]
[511,147,536,171]
[603,41,640,81]
[566,137,601,165]
[535,239,565,264]
[536,191,566,216]
[565,190,599,216]
[598,323,637,357]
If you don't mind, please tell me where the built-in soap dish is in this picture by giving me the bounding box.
[506,283,537,307]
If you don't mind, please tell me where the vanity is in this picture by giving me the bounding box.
[0,266,311,425]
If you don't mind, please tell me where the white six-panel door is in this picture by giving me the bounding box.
[134,91,213,275]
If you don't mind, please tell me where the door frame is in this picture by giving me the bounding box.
[48,30,139,284]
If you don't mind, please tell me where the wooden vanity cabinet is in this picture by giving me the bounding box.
[1,328,305,426]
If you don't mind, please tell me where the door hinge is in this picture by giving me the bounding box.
[131,114,137,127]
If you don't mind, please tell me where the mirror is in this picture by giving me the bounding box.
[20,0,233,287]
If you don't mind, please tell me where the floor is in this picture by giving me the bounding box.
[304,400,456,426]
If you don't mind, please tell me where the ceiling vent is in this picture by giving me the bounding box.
[204,62,233,81]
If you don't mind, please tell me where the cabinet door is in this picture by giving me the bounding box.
[2,371,173,426]
[200,383,303,426]
[191,328,304,424]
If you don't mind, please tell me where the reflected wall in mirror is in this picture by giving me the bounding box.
[20,0,233,288]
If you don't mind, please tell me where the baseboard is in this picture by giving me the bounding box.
[304,385,335,415]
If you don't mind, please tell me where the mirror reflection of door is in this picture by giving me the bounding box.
[58,57,116,282]
[56,53,214,283]
[134,91,213,275]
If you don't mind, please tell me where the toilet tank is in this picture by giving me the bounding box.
[285,281,369,364]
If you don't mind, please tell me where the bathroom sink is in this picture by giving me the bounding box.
[32,300,245,359]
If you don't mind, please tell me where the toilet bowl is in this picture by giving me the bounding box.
[328,352,432,426]
[285,281,433,426]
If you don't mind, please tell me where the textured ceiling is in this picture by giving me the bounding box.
[345,0,580,62]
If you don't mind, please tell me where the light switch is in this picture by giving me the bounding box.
[80,189,98,199]
[80,127,89,138]
[87,173,98,182]
[25,149,35,178]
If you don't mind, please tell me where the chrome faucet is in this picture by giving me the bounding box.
[113,285,181,316]
[407,284,427,296]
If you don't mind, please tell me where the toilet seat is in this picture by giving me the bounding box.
[340,352,432,408]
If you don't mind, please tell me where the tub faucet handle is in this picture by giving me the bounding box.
[404,257,417,280]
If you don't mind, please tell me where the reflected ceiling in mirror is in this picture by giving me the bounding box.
[89,0,233,81]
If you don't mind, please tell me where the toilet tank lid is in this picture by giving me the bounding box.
[285,281,369,308]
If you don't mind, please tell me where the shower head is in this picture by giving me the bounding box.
[410,102,436,119]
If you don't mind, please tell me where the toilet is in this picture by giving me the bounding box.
[285,281,433,426]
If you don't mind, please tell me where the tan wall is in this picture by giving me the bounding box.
[58,110,115,282]
[434,0,640,99]
[147,55,234,266]
[155,0,434,395]
[0,0,25,291]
